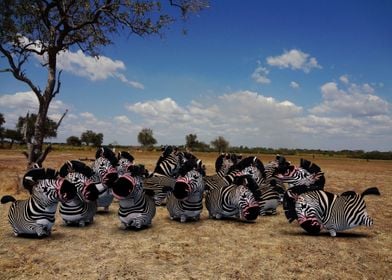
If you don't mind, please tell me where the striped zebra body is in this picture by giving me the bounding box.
[275,157,325,190]
[1,179,77,237]
[91,148,119,211]
[204,156,265,191]
[143,174,176,205]
[58,162,99,227]
[258,186,280,216]
[286,187,380,236]
[205,184,260,222]
[166,164,205,223]
[112,170,156,229]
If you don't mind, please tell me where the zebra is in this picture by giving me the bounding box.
[22,167,59,194]
[91,147,119,212]
[274,156,325,190]
[202,153,241,190]
[205,175,261,222]
[58,160,99,227]
[284,186,381,236]
[111,165,156,229]
[153,145,181,177]
[1,177,77,237]
[166,159,205,222]
[117,151,135,175]
[204,156,265,192]
[143,147,203,206]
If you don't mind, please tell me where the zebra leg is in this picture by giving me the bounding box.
[328,229,337,237]
[180,215,187,223]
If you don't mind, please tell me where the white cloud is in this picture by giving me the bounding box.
[339,75,349,84]
[310,81,389,117]
[266,49,321,73]
[251,66,271,84]
[290,81,300,89]
[0,91,68,128]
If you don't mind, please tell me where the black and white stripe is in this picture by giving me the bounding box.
[205,175,261,222]
[58,161,99,227]
[1,178,77,237]
[91,147,119,211]
[166,160,205,222]
[112,165,156,229]
[284,186,380,236]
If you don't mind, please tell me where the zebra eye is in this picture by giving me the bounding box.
[301,204,306,209]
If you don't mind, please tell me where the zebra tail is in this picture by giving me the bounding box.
[361,187,381,198]
[1,195,16,204]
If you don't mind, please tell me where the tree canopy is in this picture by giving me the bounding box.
[138,128,157,148]
[0,0,208,168]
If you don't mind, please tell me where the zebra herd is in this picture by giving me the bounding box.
[1,146,380,237]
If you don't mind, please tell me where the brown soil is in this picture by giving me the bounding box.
[0,149,391,280]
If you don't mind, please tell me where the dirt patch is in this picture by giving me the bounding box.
[0,150,391,279]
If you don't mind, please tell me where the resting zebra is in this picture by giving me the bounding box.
[91,147,119,211]
[166,159,205,222]
[284,186,380,236]
[58,160,99,227]
[205,175,261,222]
[202,153,241,190]
[274,156,325,191]
[1,177,77,237]
[204,156,265,191]
[112,165,156,229]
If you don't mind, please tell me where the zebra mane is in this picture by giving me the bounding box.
[215,153,241,173]
[178,159,199,177]
[215,154,226,172]
[95,146,118,166]
[22,168,58,194]
[234,175,262,202]
[118,151,135,162]
[229,156,265,174]
[128,164,149,178]
[59,160,94,178]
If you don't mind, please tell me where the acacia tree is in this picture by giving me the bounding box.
[211,136,229,153]
[0,0,208,168]
[138,128,157,148]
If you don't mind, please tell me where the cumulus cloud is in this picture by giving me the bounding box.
[56,50,144,89]
[266,49,321,73]
[290,81,300,89]
[339,75,349,84]
[0,91,68,128]
[251,66,271,84]
[310,82,389,117]
[16,38,144,90]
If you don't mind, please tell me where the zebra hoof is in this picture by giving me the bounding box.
[79,221,86,227]
[180,216,187,223]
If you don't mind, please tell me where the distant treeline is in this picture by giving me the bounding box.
[3,142,391,160]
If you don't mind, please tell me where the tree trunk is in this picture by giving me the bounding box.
[26,49,57,169]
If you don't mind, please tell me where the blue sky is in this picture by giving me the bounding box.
[0,0,391,151]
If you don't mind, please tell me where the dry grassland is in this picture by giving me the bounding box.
[0,149,391,280]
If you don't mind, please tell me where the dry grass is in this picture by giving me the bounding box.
[0,149,391,280]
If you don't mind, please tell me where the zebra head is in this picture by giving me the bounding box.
[117,151,135,175]
[283,186,322,234]
[112,174,138,200]
[34,178,77,204]
[215,153,241,175]
[173,160,204,200]
[59,161,99,202]
[233,157,265,184]
[237,185,260,222]
[92,156,119,188]
[65,172,99,202]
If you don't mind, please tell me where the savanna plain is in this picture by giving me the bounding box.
[0,149,391,280]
